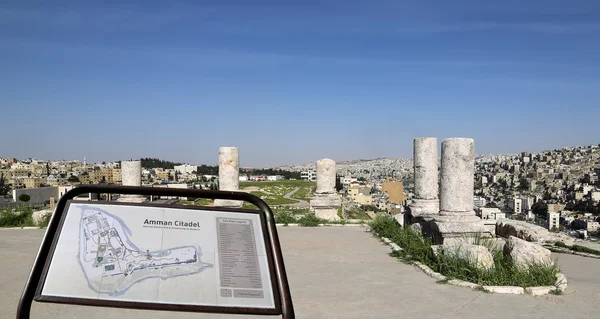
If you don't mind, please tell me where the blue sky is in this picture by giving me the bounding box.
[1,0,599,166]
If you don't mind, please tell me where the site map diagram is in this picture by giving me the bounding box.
[78,206,213,296]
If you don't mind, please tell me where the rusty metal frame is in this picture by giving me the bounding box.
[16,185,294,319]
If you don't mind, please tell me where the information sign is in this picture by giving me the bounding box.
[17,185,294,319]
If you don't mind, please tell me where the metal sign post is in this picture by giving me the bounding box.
[17,185,295,319]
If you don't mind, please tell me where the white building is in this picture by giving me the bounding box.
[547,211,560,231]
[174,164,197,175]
[341,176,358,186]
[301,170,316,181]
[521,197,535,211]
[481,176,488,185]
[239,175,249,182]
[473,196,487,208]
[508,197,522,214]
[267,175,285,181]
[480,207,505,220]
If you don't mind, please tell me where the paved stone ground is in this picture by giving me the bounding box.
[1,227,599,319]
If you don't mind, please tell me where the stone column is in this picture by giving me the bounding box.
[410,137,439,220]
[118,160,146,203]
[214,147,243,207]
[309,158,341,220]
[432,138,489,243]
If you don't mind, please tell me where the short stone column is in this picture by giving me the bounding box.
[410,137,439,220]
[309,158,341,220]
[214,147,243,208]
[432,138,490,243]
[118,160,146,203]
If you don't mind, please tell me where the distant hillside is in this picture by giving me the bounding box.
[140,158,182,169]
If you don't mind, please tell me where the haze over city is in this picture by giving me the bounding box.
[2,0,600,166]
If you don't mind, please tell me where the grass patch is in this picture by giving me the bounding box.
[194,198,214,206]
[549,288,563,295]
[289,184,314,201]
[240,180,315,188]
[554,241,600,256]
[0,207,35,227]
[345,208,372,220]
[241,180,315,206]
[249,191,298,205]
[474,286,490,293]
[369,215,559,287]
[571,245,600,256]
[274,210,297,225]
[298,214,323,227]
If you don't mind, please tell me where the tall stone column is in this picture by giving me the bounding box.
[309,158,341,220]
[214,147,243,207]
[410,137,439,220]
[432,138,490,243]
[118,160,146,203]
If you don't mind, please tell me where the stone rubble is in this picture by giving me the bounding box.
[432,242,495,270]
[32,209,52,226]
[496,219,575,246]
[503,236,553,269]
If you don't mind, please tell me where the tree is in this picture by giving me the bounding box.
[518,178,530,191]
[485,202,498,208]
[335,175,343,192]
[67,175,80,183]
[18,194,31,202]
[0,173,10,196]
[531,201,548,217]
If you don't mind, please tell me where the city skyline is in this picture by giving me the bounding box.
[3,140,598,168]
[2,0,600,166]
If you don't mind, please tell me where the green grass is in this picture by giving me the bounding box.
[0,207,35,227]
[249,191,297,205]
[298,214,323,227]
[345,209,372,220]
[549,288,563,295]
[369,216,559,287]
[289,184,314,201]
[274,210,297,225]
[240,180,315,188]
[37,213,51,228]
[240,180,315,206]
[554,241,600,256]
[571,244,600,255]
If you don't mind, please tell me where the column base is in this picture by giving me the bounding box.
[409,198,439,221]
[431,211,493,244]
[310,193,341,221]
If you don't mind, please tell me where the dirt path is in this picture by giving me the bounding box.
[281,187,310,208]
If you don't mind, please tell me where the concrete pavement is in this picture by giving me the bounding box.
[1,227,599,319]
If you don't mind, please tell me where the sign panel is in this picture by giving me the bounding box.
[38,201,276,310]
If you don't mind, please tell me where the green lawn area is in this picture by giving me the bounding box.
[249,191,297,205]
[240,180,315,206]
[240,180,314,188]
[289,184,314,201]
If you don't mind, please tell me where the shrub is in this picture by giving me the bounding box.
[571,245,600,256]
[554,241,569,248]
[274,211,296,225]
[0,207,35,227]
[18,194,31,202]
[298,214,323,227]
[369,215,559,287]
